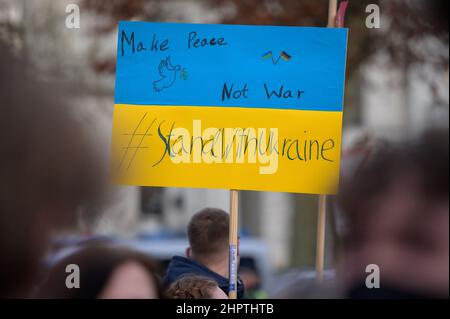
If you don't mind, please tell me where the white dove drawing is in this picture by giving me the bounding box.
[153,56,182,92]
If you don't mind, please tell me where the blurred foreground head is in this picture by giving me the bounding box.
[0,45,104,297]
[38,245,162,299]
[339,130,449,298]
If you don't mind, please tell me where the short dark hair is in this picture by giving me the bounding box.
[167,275,219,299]
[187,208,229,257]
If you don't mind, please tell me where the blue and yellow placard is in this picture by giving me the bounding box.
[111,21,348,194]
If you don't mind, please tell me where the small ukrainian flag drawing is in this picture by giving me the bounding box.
[280,51,292,61]
[262,51,273,59]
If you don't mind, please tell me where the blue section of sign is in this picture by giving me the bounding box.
[115,21,348,112]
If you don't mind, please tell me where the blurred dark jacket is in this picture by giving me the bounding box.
[163,256,245,299]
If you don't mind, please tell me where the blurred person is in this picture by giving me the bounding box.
[37,245,162,299]
[238,260,267,299]
[271,276,339,299]
[163,208,245,298]
[0,44,104,298]
[338,130,449,298]
[166,275,228,299]
[44,234,117,270]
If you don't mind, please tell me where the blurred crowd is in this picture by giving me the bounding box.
[0,0,449,299]
[1,40,448,300]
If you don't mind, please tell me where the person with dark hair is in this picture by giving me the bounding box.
[167,275,228,299]
[37,245,163,299]
[0,44,104,298]
[238,261,267,299]
[163,208,245,298]
[338,130,449,299]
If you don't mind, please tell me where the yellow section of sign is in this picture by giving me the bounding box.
[111,104,343,194]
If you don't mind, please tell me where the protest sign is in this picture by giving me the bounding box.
[111,21,348,195]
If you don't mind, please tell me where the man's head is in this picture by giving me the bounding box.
[186,208,229,264]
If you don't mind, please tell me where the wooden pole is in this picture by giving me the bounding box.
[228,189,239,299]
[315,195,327,282]
[327,0,338,28]
[315,0,338,283]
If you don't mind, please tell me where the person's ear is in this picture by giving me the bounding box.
[186,247,191,258]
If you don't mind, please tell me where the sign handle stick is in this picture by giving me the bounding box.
[327,0,338,28]
[228,189,239,299]
[316,194,328,281]
[315,0,338,283]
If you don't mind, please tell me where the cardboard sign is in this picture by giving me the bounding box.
[111,21,348,194]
